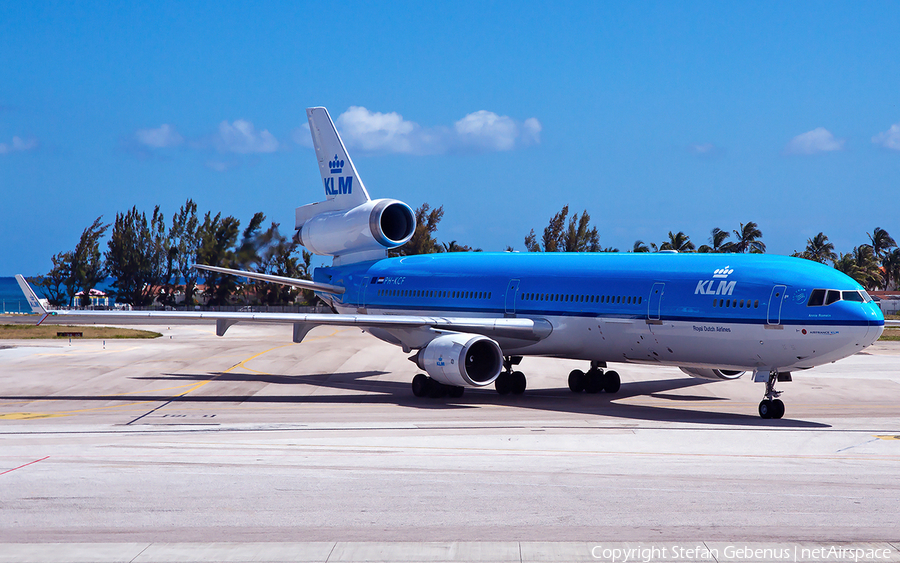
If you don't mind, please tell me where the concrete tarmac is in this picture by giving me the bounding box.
[1,322,899,561]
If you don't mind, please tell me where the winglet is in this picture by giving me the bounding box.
[15,275,49,317]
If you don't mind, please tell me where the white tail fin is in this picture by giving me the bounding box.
[16,274,48,315]
[307,107,370,207]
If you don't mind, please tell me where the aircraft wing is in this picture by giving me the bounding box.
[886,319,900,327]
[14,275,552,343]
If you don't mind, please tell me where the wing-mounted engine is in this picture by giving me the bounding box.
[412,334,504,388]
[295,198,415,264]
[679,367,745,381]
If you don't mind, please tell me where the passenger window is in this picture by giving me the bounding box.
[842,290,864,302]
[825,290,841,305]
[807,289,826,307]
[713,299,717,307]
[754,300,759,308]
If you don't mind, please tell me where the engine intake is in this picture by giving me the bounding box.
[415,334,503,388]
[679,367,745,381]
[297,199,415,257]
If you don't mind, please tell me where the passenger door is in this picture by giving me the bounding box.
[767,285,787,325]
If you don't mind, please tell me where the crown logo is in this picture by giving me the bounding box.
[713,266,734,278]
[329,154,344,174]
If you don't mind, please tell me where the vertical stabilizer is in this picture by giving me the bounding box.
[307,107,370,208]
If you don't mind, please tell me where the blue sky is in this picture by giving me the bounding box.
[2,1,899,276]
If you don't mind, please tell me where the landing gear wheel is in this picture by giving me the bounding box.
[412,373,429,398]
[428,380,447,398]
[495,372,513,395]
[511,371,527,395]
[758,369,786,419]
[603,370,621,394]
[448,386,465,399]
[758,399,773,419]
[771,399,785,419]
[585,369,604,394]
[568,370,585,393]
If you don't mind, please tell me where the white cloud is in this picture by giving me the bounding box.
[872,123,900,150]
[134,124,183,148]
[293,106,542,155]
[213,119,278,154]
[784,127,844,155]
[0,135,38,155]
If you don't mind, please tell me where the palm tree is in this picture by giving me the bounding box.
[835,245,883,290]
[659,231,695,252]
[883,248,900,290]
[698,227,732,253]
[801,232,837,264]
[731,222,765,253]
[632,240,650,253]
[868,227,897,259]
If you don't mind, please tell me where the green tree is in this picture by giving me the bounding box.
[794,232,836,264]
[28,251,73,307]
[526,205,600,252]
[868,227,896,259]
[835,245,883,290]
[71,217,109,307]
[730,222,765,253]
[882,248,900,290]
[170,199,200,306]
[396,204,444,255]
[698,227,731,253]
[197,212,241,305]
[104,206,172,307]
[632,240,651,253]
[660,231,695,252]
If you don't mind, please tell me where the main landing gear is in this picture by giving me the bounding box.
[494,356,527,395]
[758,369,786,419]
[568,361,620,394]
[411,373,464,399]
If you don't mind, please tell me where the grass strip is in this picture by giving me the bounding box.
[0,324,161,340]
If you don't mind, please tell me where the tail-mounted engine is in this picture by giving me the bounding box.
[413,334,504,388]
[679,367,745,381]
[295,198,415,262]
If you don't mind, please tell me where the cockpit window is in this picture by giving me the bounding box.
[807,289,826,307]
[808,288,872,306]
[842,290,864,302]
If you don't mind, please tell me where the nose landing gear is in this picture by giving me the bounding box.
[758,369,786,419]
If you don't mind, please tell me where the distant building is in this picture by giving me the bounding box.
[72,288,109,308]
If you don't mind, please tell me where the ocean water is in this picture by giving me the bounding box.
[0,277,118,313]
[0,277,29,313]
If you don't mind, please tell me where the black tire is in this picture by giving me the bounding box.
[412,374,429,397]
[428,380,447,398]
[772,399,785,419]
[585,369,603,394]
[568,369,585,393]
[512,371,526,395]
[495,372,513,395]
[603,371,621,394]
[448,386,465,398]
[758,399,773,419]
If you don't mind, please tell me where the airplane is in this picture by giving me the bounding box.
[16,107,886,419]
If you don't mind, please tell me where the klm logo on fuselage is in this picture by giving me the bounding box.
[695,266,736,295]
[695,280,736,296]
[323,176,353,196]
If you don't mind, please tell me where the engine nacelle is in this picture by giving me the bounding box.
[680,367,745,381]
[416,334,503,388]
[296,198,415,257]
